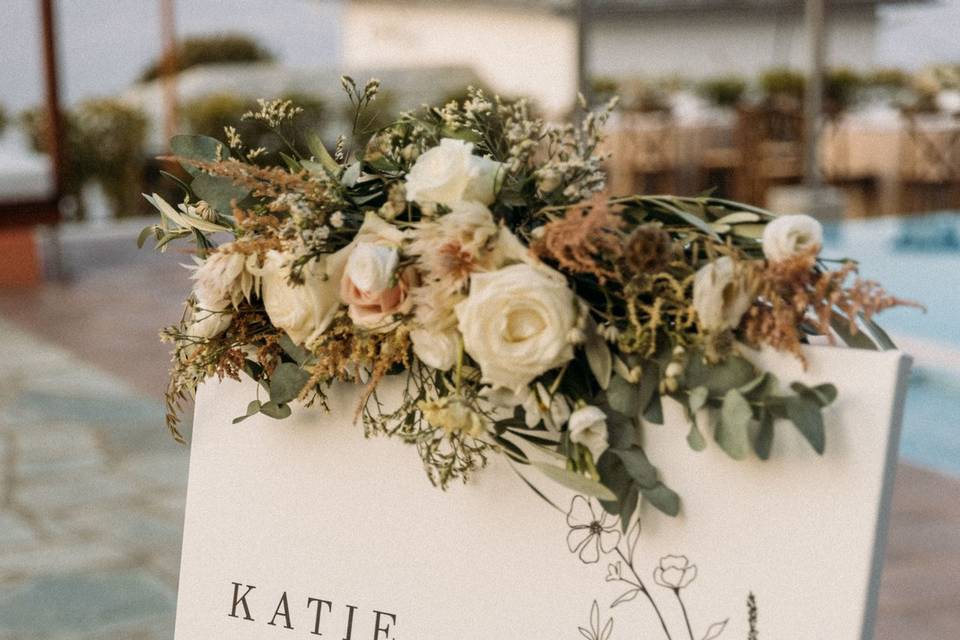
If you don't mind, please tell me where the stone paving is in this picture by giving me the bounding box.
[0,220,958,638]
[0,319,185,639]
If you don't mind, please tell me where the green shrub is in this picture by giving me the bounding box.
[864,68,911,92]
[140,33,273,82]
[183,92,327,163]
[825,68,864,111]
[759,68,805,102]
[697,76,747,108]
[22,98,148,219]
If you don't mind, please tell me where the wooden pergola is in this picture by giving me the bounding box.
[0,0,65,228]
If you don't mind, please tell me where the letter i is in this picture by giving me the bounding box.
[342,604,357,640]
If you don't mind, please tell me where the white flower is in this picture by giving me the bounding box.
[568,405,610,461]
[190,247,259,309]
[186,297,233,339]
[455,263,577,393]
[762,214,823,263]
[693,257,752,333]
[329,211,344,228]
[345,243,399,293]
[419,396,487,438]
[260,248,349,346]
[410,328,460,371]
[405,138,502,207]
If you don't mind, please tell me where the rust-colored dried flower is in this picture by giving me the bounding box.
[531,196,623,283]
[623,224,674,275]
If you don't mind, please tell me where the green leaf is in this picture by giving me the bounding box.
[644,394,664,425]
[606,375,640,419]
[279,152,302,172]
[610,447,658,488]
[584,330,612,390]
[136,225,154,249]
[637,361,660,415]
[191,173,249,216]
[829,311,878,350]
[533,462,617,501]
[259,401,292,420]
[641,482,680,517]
[784,396,826,454]
[278,334,312,365]
[268,362,311,405]
[753,411,774,460]
[686,422,707,452]
[862,314,898,350]
[171,134,229,177]
[790,382,837,408]
[307,131,341,175]
[232,400,262,424]
[684,352,757,396]
[688,385,709,414]
[716,389,752,460]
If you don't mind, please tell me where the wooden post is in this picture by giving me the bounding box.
[803,0,825,191]
[40,0,65,206]
[575,0,591,109]
[160,0,179,148]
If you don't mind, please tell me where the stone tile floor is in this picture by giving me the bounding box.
[0,219,958,638]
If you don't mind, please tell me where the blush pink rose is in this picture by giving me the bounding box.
[340,267,417,332]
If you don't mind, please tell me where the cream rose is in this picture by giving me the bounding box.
[260,248,349,346]
[455,263,576,392]
[568,405,610,461]
[410,328,460,371]
[405,138,502,207]
[692,256,753,333]
[187,297,233,339]
[762,214,823,263]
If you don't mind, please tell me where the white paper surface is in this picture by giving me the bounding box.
[174,346,910,640]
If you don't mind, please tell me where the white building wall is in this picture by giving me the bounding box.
[343,2,579,115]
[589,8,879,80]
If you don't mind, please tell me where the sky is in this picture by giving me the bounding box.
[0,0,958,113]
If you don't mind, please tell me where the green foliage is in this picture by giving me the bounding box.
[0,103,7,136]
[759,67,806,102]
[826,68,865,111]
[697,76,747,108]
[22,98,148,218]
[140,33,273,82]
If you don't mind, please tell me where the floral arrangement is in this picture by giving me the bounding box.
[142,79,913,527]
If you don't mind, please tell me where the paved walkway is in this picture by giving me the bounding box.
[0,220,957,638]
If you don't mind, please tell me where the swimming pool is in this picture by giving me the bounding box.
[824,213,960,476]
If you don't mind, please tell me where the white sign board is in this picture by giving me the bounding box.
[175,346,910,640]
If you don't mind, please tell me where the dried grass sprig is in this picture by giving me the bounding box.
[532,196,624,284]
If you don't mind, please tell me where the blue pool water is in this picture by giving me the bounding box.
[824,213,960,476]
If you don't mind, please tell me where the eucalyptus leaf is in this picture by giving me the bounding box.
[191,173,249,216]
[644,394,664,425]
[585,329,613,390]
[259,401,292,420]
[688,385,709,414]
[641,482,680,517]
[171,134,228,177]
[232,400,262,424]
[610,447,658,488]
[637,361,660,415]
[278,334,312,365]
[686,422,707,452]
[753,411,774,460]
[533,462,617,501]
[784,396,826,454]
[830,311,878,350]
[684,352,757,396]
[716,389,752,460]
[606,375,640,419]
[306,131,341,175]
[268,362,311,405]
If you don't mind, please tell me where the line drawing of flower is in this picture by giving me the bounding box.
[578,601,614,640]
[566,495,622,564]
[653,555,698,590]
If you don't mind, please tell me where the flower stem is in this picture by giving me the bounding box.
[674,589,694,640]
[616,549,672,640]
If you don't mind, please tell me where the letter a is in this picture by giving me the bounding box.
[229,582,255,621]
[268,591,294,630]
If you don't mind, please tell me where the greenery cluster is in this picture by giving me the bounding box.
[140,33,273,83]
[23,98,148,218]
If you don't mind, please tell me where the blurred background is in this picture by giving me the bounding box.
[0,1,958,638]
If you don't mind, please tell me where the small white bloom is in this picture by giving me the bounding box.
[345,242,399,293]
[762,214,823,263]
[411,328,460,371]
[329,211,345,228]
[568,405,610,461]
[455,263,577,393]
[419,396,487,438]
[693,257,753,333]
[190,247,259,310]
[405,138,503,207]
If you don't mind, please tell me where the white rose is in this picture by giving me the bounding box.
[693,256,753,333]
[260,248,350,346]
[568,405,610,461]
[345,242,399,293]
[762,214,823,263]
[405,138,502,207]
[410,328,460,371]
[187,297,233,339]
[455,263,576,393]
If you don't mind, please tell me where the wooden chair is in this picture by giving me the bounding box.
[897,110,960,215]
[822,114,880,218]
[735,104,805,206]
[614,110,680,195]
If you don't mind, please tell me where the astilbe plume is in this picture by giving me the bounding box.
[531,196,624,284]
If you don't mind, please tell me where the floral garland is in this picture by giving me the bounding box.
[143,79,914,525]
